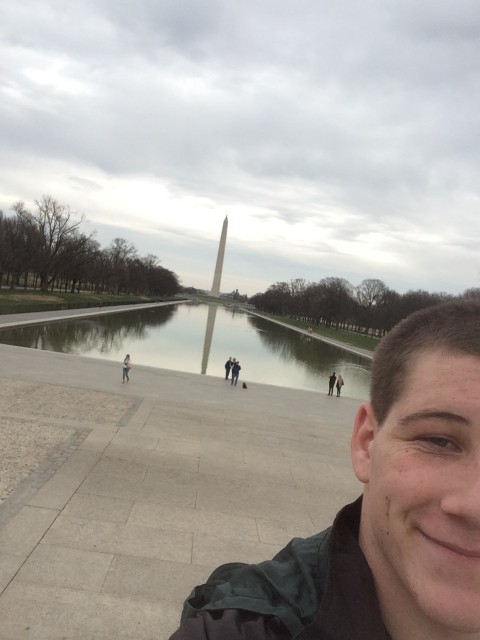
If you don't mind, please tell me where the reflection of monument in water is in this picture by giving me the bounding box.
[201,216,228,373]
[201,304,217,374]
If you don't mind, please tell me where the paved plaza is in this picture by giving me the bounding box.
[0,306,366,639]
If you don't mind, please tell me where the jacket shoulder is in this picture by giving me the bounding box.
[182,527,332,636]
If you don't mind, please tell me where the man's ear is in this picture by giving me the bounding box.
[351,403,378,484]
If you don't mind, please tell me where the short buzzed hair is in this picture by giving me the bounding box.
[370,299,480,425]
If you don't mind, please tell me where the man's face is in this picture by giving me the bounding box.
[351,350,480,636]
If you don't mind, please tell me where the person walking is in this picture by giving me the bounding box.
[224,357,233,380]
[336,374,344,396]
[231,360,241,386]
[328,371,336,396]
[122,354,131,383]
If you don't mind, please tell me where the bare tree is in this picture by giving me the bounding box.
[3,195,181,298]
[355,278,387,309]
[13,196,91,292]
[0,211,7,286]
[462,288,480,300]
[0,211,38,289]
[107,237,138,293]
[59,236,101,293]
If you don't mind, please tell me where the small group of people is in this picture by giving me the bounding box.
[328,371,344,396]
[224,356,241,386]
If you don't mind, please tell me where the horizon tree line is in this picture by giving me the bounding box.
[249,277,480,337]
[0,195,180,297]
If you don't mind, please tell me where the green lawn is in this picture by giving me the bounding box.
[246,310,379,352]
[0,290,160,315]
[193,294,243,306]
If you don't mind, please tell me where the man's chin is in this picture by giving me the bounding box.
[415,587,480,634]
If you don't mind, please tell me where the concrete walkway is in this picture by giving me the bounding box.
[0,300,188,330]
[0,309,365,640]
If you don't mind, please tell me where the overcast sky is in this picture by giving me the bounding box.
[1,1,479,296]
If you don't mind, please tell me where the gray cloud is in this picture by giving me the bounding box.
[1,0,479,295]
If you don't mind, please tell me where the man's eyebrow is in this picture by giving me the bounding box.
[399,410,470,426]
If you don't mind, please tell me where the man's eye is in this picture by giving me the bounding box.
[420,436,455,450]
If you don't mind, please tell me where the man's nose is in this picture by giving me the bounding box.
[440,459,480,525]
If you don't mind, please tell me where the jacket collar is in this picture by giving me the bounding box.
[297,497,390,640]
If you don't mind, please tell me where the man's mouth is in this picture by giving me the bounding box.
[420,531,480,559]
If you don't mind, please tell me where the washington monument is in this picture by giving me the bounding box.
[210,216,228,296]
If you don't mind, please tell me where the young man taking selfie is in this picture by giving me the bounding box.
[169,300,480,640]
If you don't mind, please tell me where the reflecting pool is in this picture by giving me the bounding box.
[0,302,371,399]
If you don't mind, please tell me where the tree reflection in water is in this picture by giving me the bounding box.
[0,305,177,355]
[246,313,371,394]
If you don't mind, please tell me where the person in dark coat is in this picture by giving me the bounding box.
[168,300,480,640]
[328,371,336,395]
[224,357,233,379]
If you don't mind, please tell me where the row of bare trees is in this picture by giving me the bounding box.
[0,195,180,297]
[250,277,480,336]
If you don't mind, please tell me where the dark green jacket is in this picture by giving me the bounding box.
[175,498,390,639]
